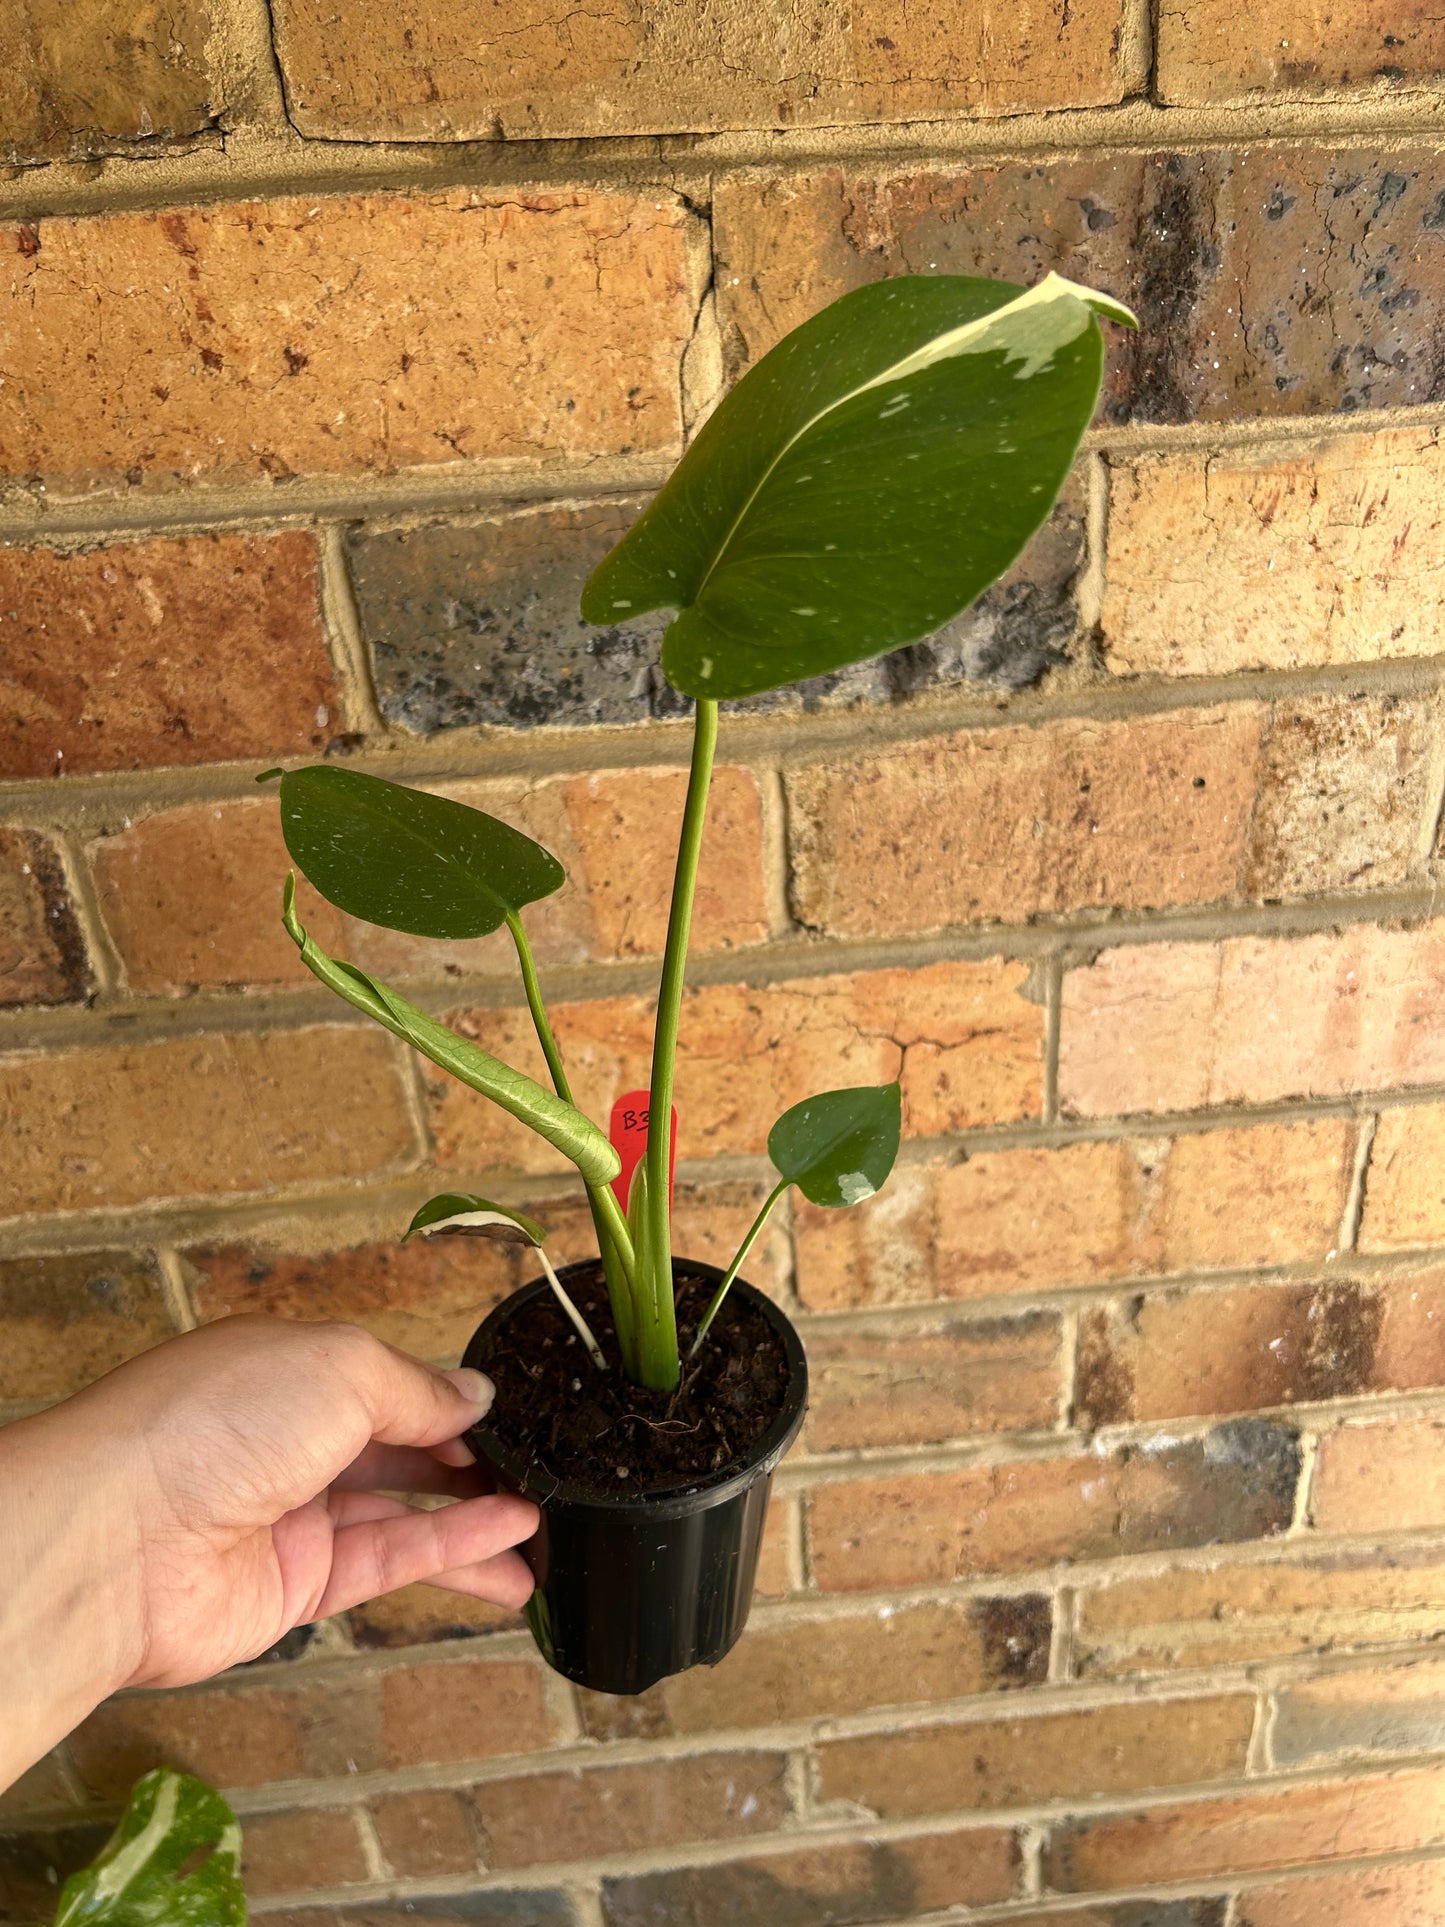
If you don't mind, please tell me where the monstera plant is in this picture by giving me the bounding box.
[44,1770,244,1927]
[259,270,1134,1695]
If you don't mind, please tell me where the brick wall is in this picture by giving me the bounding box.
[4,5,1445,1925]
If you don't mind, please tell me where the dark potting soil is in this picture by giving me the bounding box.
[473,1264,789,1496]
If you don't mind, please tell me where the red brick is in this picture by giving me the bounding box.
[347,1586,520,1648]
[1061,924,1445,1119]
[242,1809,369,1898]
[0,535,337,778]
[1158,0,1445,103]
[1103,432,1445,676]
[90,767,765,994]
[817,1693,1254,1815]
[804,1310,1061,1450]
[1048,1767,1445,1891]
[0,1249,174,1399]
[1075,1543,1445,1678]
[576,1594,1050,1739]
[0,0,216,165]
[368,1789,480,1879]
[430,960,1042,1175]
[717,151,1445,423]
[1313,1414,1445,1536]
[1359,1105,1445,1251]
[273,0,1134,141]
[787,707,1263,939]
[808,1420,1299,1590]
[380,1656,558,1766]
[0,1027,414,1219]
[0,1751,75,1817]
[601,1828,1018,1926]
[1075,1270,1445,1427]
[2,193,699,492]
[475,1751,789,1869]
[1237,1858,1445,1927]
[0,829,89,1006]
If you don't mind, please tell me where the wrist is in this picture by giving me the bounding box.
[0,1405,145,1790]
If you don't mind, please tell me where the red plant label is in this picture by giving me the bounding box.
[609,1090,677,1212]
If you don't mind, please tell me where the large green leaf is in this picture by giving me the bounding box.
[279,765,564,938]
[768,1083,901,1208]
[582,272,1135,701]
[283,877,620,1187]
[53,1769,244,1927]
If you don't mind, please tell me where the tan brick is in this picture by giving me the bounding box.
[1061,924,1445,1119]
[2,194,698,492]
[793,1163,939,1312]
[430,960,1042,1175]
[0,1249,173,1399]
[1103,432,1445,676]
[1048,1767,1445,1891]
[91,767,765,996]
[0,1027,414,1219]
[1076,1543,1445,1678]
[380,1656,558,1766]
[1313,1414,1445,1535]
[753,1497,793,1601]
[1250,693,1435,900]
[0,0,216,164]
[1075,1270,1445,1427]
[1273,1656,1445,1767]
[1359,1105,1445,1251]
[804,1311,1061,1449]
[271,0,1132,141]
[601,1828,1018,1926]
[808,1421,1299,1590]
[577,1594,1049,1739]
[931,1121,1353,1301]
[0,535,337,778]
[717,152,1445,424]
[475,1751,788,1869]
[367,1789,480,1879]
[1237,1858,1445,1927]
[818,1693,1254,1816]
[242,1809,369,1898]
[788,707,1264,940]
[0,829,89,1007]
[1159,0,1445,104]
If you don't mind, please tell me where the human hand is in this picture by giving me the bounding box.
[0,1316,538,1788]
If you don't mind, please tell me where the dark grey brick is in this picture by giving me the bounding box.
[266,1889,578,1926]
[353,482,1082,735]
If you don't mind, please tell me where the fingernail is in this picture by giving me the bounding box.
[442,1367,495,1415]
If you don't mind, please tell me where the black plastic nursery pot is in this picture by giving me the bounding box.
[462,1258,808,1697]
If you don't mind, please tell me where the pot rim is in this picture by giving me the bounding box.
[462,1255,808,1518]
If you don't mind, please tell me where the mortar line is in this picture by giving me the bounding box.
[318,523,390,739]
[351,1804,390,1884]
[9,96,1445,225]
[1055,1305,1080,1435]
[5,404,1445,548]
[1041,951,1064,1127]
[154,1247,200,1333]
[567,1883,608,1927]
[1340,1114,1378,1254]
[1073,449,1110,648]
[48,825,123,999]
[1016,1822,1047,1901]
[758,764,794,942]
[1249,1688,1279,1777]
[1047,1586,1078,1685]
[1290,1427,1323,1536]
[5,647,1445,825]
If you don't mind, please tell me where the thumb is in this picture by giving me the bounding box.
[343,1334,495,1448]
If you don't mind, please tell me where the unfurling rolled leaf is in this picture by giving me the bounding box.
[53,1767,244,1927]
[403,1194,550,1246]
[282,875,620,1188]
[582,272,1136,701]
[768,1083,902,1209]
[279,765,565,938]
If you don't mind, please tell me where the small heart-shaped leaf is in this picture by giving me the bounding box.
[768,1083,902,1208]
[403,1194,549,1246]
[279,765,564,938]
